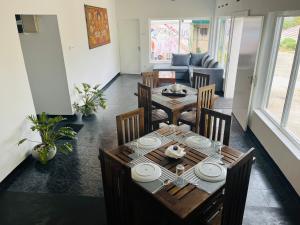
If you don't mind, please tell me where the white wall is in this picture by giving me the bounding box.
[116,0,216,72]
[0,0,120,182]
[19,15,72,115]
[215,0,300,195]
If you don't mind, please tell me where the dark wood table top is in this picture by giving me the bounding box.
[152,84,198,111]
[106,126,243,220]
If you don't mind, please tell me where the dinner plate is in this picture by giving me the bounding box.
[185,136,212,148]
[131,163,162,183]
[137,136,161,149]
[194,162,226,182]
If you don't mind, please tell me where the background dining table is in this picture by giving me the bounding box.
[151,84,218,124]
[101,125,243,225]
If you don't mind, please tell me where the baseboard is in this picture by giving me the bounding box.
[101,72,121,91]
[246,127,300,199]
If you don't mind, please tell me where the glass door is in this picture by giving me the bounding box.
[216,17,233,79]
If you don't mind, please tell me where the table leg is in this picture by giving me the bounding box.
[170,110,180,125]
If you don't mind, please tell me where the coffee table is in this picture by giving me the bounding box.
[158,71,176,84]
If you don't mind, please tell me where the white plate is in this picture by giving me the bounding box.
[137,137,161,149]
[131,163,162,183]
[194,162,226,182]
[185,136,212,148]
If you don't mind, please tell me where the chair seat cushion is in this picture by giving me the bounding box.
[152,109,168,123]
[178,111,196,125]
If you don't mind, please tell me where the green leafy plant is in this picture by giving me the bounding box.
[73,83,107,116]
[280,38,297,51]
[18,112,77,164]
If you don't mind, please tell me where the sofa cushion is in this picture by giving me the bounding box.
[171,53,191,66]
[201,53,210,66]
[153,64,189,72]
[190,53,206,66]
[208,59,219,68]
[203,56,214,68]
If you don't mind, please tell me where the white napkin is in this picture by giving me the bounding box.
[165,145,186,159]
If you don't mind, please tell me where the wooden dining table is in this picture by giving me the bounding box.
[151,84,219,125]
[101,125,243,225]
[151,84,198,125]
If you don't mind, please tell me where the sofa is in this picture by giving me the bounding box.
[153,53,224,93]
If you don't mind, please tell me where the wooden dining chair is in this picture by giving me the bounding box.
[116,108,145,145]
[178,84,215,132]
[99,148,133,225]
[192,72,210,89]
[199,107,232,146]
[142,71,160,88]
[138,83,168,133]
[199,148,255,225]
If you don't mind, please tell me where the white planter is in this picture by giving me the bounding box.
[32,144,57,162]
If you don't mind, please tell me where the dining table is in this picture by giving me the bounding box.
[101,125,243,225]
[151,84,218,124]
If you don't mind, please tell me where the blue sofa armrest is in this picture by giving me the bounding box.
[190,67,224,93]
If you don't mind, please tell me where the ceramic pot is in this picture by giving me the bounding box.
[32,144,57,162]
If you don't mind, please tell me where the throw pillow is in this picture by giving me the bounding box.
[171,53,191,66]
[190,53,206,66]
[203,56,214,68]
[208,59,219,68]
[201,53,210,67]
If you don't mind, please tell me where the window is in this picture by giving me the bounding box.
[264,16,300,142]
[150,19,211,62]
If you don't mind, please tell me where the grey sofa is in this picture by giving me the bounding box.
[153,53,224,93]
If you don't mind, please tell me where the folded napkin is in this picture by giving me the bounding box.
[165,145,186,159]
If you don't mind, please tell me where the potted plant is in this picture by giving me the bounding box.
[18,112,77,164]
[73,83,107,117]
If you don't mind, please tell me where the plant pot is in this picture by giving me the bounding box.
[32,144,57,162]
[82,113,96,120]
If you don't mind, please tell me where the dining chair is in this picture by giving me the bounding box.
[199,148,255,225]
[177,84,215,132]
[138,83,168,133]
[192,72,210,89]
[99,148,133,225]
[199,107,232,146]
[116,108,145,145]
[142,71,160,88]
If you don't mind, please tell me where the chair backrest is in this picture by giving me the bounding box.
[199,108,232,145]
[142,71,159,88]
[99,148,133,225]
[194,84,216,132]
[137,83,152,133]
[192,72,210,89]
[116,108,145,145]
[222,148,255,225]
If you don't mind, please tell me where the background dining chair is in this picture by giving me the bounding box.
[200,148,255,225]
[138,83,168,133]
[192,72,210,89]
[116,108,144,145]
[142,71,160,88]
[99,148,133,225]
[199,107,232,145]
[178,84,215,132]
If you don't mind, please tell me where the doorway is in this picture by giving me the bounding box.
[215,16,263,129]
[16,15,72,115]
[118,19,141,74]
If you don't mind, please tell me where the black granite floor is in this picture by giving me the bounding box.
[0,74,299,225]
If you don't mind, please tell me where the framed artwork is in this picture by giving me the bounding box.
[84,5,111,49]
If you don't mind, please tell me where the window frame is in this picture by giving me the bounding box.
[262,13,300,146]
[149,18,213,63]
